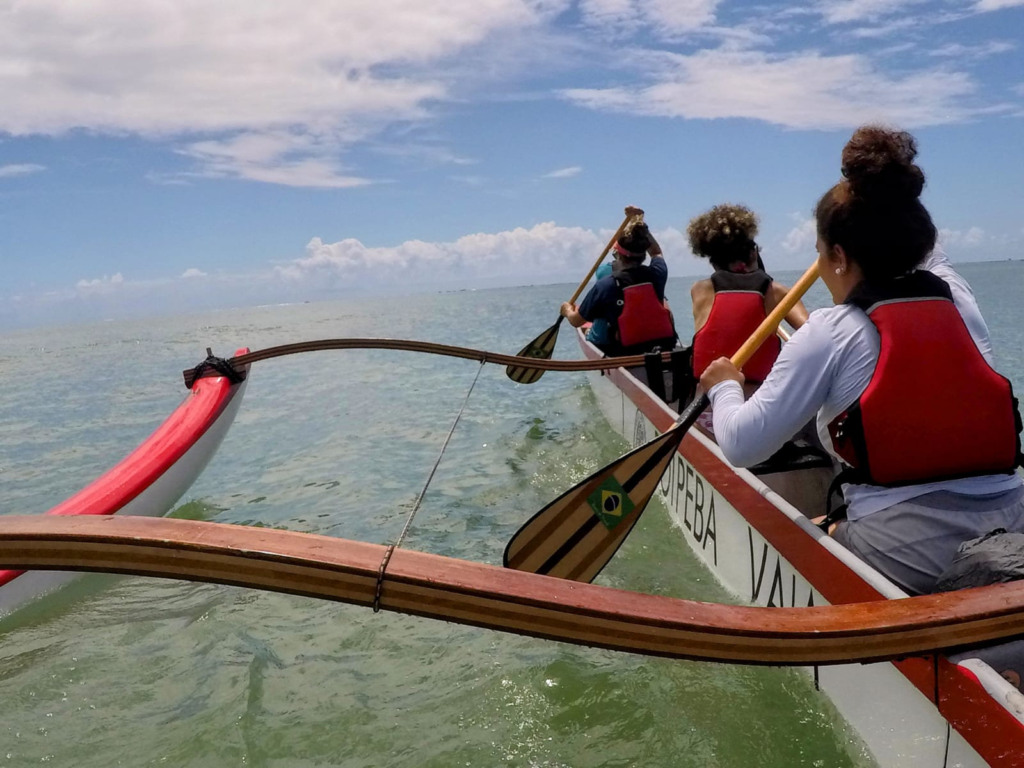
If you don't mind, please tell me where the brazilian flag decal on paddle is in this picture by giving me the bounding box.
[587,477,635,529]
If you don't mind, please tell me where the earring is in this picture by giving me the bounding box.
[835,267,845,275]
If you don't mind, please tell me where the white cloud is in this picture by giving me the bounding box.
[75,273,125,295]
[0,163,45,178]
[562,48,979,129]
[0,0,545,186]
[817,0,928,24]
[939,226,986,248]
[578,0,636,29]
[272,222,712,290]
[0,0,1008,186]
[542,166,582,178]
[975,0,1024,10]
[929,41,1015,59]
[178,132,372,188]
[644,0,722,33]
[182,268,207,278]
[277,223,603,286]
[781,215,818,254]
[579,0,721,36]
[846,17,922,38]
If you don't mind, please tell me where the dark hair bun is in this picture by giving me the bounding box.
[841,126,926,202]
[618,220,652,255]
[816,125,937,279]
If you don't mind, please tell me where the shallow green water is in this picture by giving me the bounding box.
[1,262,1021,767]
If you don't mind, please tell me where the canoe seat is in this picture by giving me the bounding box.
[748,440,834,476]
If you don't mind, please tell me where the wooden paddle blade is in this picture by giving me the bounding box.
[504,426,685,582]
[505,317,563,384]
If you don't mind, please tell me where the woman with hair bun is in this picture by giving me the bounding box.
[687,204,808,387]
[561,205,678,356]
[699,126,1024,598]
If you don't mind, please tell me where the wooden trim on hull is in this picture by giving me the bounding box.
[1,515,1024,665]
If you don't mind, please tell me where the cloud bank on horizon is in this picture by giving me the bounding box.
[1,0,1022,328]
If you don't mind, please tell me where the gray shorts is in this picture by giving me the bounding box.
[832,485,1024,595]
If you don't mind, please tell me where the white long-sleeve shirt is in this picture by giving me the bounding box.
[708,250,1021,521]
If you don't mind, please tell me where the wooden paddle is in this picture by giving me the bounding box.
[505,213,636,384]
[503,261,820,582]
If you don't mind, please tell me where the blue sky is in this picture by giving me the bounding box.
[1,0,1022,329]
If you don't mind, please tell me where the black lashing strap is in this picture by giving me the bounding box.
[670,347,694,406]
[817,472,850,531]
[644,351,667,401]
[186,348,246,389]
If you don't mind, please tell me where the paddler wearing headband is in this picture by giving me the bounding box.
[561,205,678,356]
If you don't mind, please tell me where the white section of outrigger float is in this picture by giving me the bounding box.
[0,351,250,618]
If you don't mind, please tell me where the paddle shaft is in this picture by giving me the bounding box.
[506,212,640,383]
[502,260,820,581]
[731,261,818,370]
[668,261,819,433]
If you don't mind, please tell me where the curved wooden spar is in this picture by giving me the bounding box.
[182,338,675,388]
[1,515,1023,665]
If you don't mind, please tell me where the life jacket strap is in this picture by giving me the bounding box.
[643,351,667,402]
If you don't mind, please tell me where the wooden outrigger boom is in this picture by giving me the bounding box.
[0,514,1023,665]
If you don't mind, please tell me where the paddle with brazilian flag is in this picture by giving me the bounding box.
[505,212,639,385]
[503,261,820,582]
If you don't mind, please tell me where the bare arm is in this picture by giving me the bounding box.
[560,302,587,328]
[766,281,809,329]
[647,231,663,259]
[690,279,714,332]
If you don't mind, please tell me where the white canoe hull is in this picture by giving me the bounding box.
[579,330,1024,767]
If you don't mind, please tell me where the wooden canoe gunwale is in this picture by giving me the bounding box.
[1,515,1024,665]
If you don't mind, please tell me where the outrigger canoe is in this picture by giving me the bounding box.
[3,337,1024,766]
[575,328,1024,768]
[0,350,249,618]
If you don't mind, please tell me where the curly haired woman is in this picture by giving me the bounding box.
[687,204,808,384]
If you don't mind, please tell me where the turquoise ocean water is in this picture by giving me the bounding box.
[1,261,1022,767]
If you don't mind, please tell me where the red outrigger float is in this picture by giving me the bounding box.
[0,350,249,618]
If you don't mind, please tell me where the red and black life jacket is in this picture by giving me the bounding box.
[827,270,1022,487]
[692,270,780,383]
[612,264,677,355]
